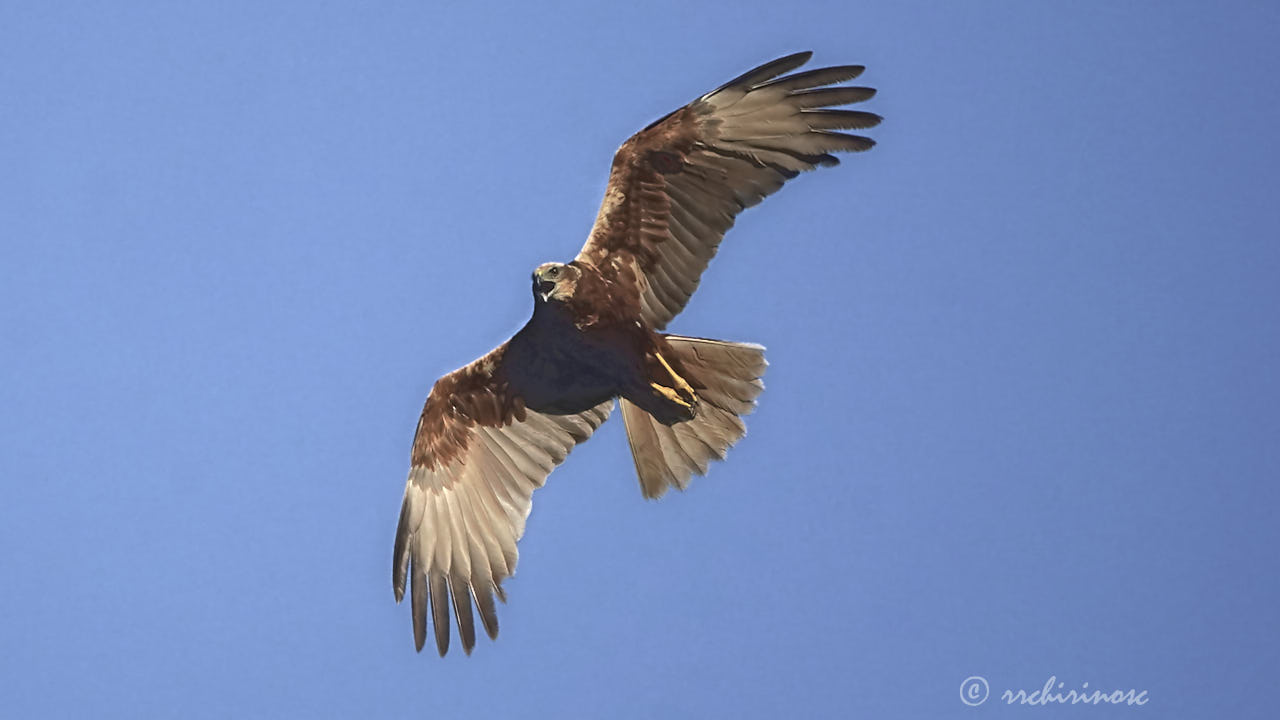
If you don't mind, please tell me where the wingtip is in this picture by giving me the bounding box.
[709,51,817,98]
[762,50,815,80]
[393,566,408,603]
[433,630,450,658]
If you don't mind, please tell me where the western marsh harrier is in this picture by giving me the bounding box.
[393,52,879,655]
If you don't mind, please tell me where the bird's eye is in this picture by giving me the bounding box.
[548,267,559,277]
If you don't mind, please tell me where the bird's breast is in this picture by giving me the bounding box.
[505,306,645,415]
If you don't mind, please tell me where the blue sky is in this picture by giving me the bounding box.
[3,1,1278,717]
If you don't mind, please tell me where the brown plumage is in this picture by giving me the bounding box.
[393,51,879,656]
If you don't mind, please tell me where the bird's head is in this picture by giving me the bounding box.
[532,262,580,303]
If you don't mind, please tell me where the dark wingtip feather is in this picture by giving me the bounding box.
[410,562,427,652]
[451,577,477,655]
[848,136,876,152]
[791,86,878,109]
[756,64,865,91]
[430,574,451,657]
[707,51,813,97]
[802,109,883,130]
[476,589,500,640]
[392,502,413,601]
[832,64,866,80]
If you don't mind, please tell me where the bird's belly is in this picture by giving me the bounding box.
[506,318,640,415]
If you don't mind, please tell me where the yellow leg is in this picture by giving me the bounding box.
[653,351,696,398]
[650,382,694,408]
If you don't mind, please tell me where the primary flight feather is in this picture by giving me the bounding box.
[393,51,880,656]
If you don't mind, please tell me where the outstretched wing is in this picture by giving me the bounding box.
[576,51,880,330]
[392,343,614,656]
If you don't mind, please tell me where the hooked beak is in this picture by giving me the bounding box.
[535,278,556,302]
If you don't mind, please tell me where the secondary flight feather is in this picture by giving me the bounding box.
[393,51,880,656]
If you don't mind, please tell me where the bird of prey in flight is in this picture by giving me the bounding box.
[393,51,879,656]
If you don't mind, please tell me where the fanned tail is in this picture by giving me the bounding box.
[621,336,767,499]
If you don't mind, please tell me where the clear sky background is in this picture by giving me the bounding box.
[3,2,1278,718]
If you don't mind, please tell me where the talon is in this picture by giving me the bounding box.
[650,382,693,408]
[654,351,697,400]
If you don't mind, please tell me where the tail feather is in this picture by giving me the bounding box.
[621,336,766,499]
